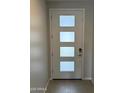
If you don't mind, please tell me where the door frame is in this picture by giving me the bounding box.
[49,8,85,80]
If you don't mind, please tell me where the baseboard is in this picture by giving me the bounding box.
[44,78,50,93]
[91,79,94,85]
[83,77,92,80]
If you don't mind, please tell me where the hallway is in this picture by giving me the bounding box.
[30,0,94,93]
[46,80,94,93]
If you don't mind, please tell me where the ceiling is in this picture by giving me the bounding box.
[47,0,91,1]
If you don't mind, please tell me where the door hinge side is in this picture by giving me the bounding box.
[51,34,53,39]
[51,52,53,56]
[51,16,52,20]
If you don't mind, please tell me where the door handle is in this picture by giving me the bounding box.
[78,48,83,56]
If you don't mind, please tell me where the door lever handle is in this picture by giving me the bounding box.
[78,48,83,56]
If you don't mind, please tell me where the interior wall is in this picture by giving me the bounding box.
[47,1,94,79]
[30,0,49,93]
[91,56,94,84]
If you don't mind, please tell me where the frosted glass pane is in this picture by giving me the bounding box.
[60,47,74,57]
[60,16,75,27]
[60,61,74,72]
[60,32,75,42]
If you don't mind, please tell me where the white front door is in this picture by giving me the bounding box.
[50,9,85,79]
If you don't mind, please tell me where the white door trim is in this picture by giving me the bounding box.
[49,8,85,79]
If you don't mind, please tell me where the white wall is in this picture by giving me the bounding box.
[30,0,49,93]
[47,1,94,80]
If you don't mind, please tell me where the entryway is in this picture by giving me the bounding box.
[30,0,94,93]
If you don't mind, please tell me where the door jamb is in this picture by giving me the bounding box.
[49,8,85,80]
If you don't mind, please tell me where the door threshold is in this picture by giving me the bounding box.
[53,79,82,80]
